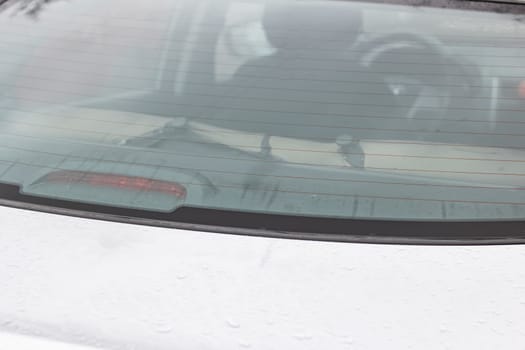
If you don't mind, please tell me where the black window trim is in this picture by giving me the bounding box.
[1,182,524,245]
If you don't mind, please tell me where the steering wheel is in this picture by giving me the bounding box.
[352,33,483,120]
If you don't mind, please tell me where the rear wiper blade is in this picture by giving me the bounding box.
[346,0,525,14]
[467,0,525,5]
[486,0,525,3]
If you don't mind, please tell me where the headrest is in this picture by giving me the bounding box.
[262,1,363,51]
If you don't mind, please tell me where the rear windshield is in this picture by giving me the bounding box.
[1,0,525,241]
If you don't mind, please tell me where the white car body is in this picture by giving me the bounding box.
[1,205,525,349]
[2,0,525,348]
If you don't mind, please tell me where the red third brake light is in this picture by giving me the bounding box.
[43,171,187,198]
[520,80,525,98]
